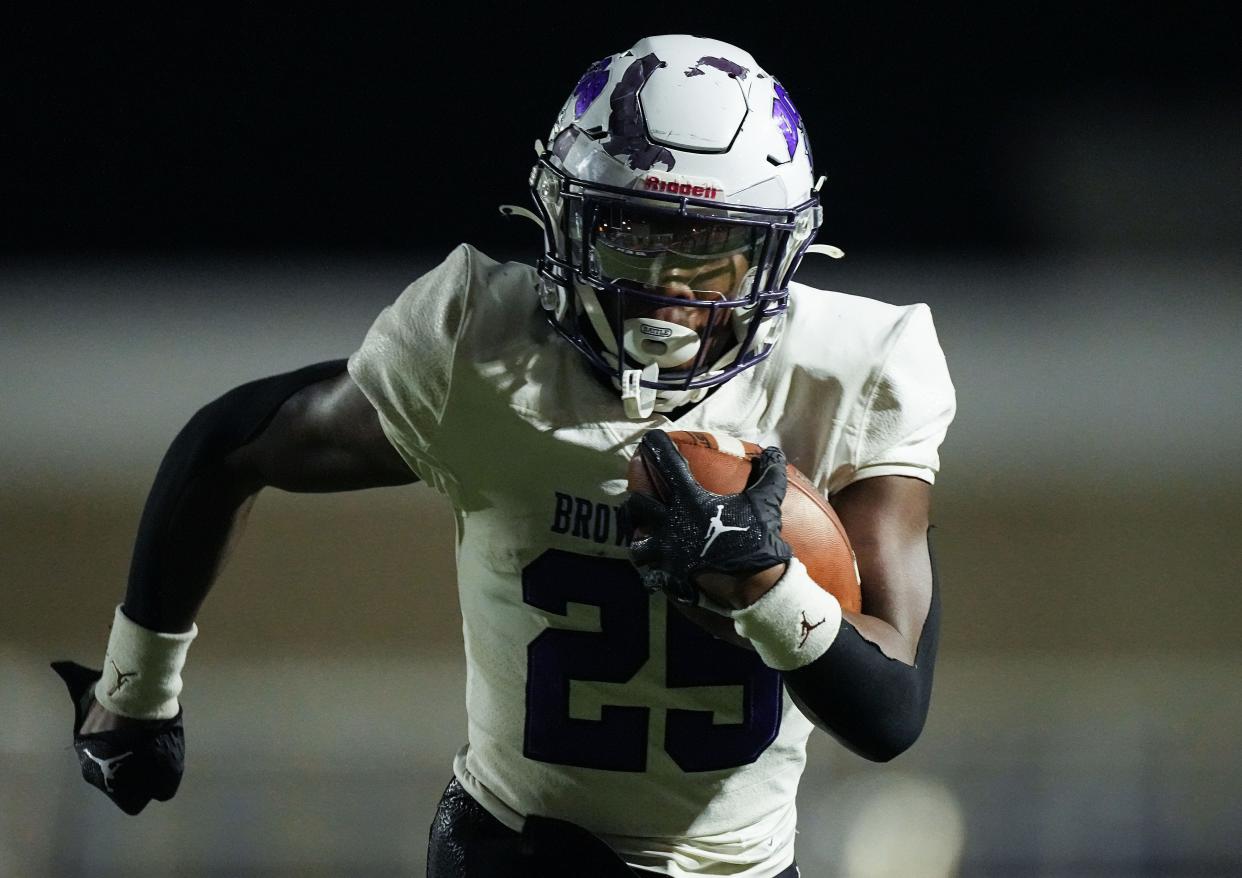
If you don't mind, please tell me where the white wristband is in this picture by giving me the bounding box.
[732,557,842,670]
[94,605,198,720]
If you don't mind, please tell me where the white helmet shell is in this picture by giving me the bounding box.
[546,35,815,210]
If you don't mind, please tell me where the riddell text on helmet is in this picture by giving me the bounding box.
[643,176,721,199]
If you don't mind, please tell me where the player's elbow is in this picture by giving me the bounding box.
[174,362,350,495]
[810,677,931,762]
[173,391,269,495]
[850,709,927,762]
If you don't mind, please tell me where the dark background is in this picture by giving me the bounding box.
[6,4,1240,258]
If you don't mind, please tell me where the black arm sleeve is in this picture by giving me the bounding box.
[123,360,350,629]
[783,530,942,762]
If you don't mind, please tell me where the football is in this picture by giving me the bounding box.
[627,431,861,645]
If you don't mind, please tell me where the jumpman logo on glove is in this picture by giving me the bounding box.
[624,430,791,606]
[82,748,133,793]
[700,505,749,557]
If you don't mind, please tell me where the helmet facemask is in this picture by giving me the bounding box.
[532,160,820,417]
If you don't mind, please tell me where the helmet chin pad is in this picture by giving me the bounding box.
[622,318,701,369]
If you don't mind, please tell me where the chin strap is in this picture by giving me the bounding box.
[499,204,544,231]
[806,243,845,259]
[621,363,659,419]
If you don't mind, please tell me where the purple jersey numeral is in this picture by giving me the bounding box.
[522,549,783,773]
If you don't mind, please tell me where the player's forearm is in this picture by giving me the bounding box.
[779,489,941,759]
[783,543,940,762]
[728,536,941,762]
[122,401,273,632]
[783,592,939,762]
[123,446,260,633]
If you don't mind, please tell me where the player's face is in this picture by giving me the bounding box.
[626,251,750,367]
[590,209,759,370]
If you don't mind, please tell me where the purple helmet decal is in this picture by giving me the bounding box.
[684,56,749,79]
[603,53,676,172]
[772,80,800,159]
[573,56,612,118]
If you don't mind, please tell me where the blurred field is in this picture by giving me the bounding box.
[6,476,1241,660]
[3,254,1240,876]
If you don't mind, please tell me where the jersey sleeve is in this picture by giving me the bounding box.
[848,303,956,486]
[347,244,472,494]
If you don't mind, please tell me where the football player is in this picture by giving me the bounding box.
[54,35,954,878]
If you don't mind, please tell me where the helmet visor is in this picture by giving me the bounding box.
[588,203,765,301]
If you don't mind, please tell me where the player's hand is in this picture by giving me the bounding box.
[623,429,792,609]
[51,661,185,815]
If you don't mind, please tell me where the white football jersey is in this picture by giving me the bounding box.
[348,244,955,877]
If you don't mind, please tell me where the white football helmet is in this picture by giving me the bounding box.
[522,35,823,418]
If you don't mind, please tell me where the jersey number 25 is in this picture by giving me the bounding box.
[522,549,783,772]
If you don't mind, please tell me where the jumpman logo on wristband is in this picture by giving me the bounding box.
[701,505,749,557]
[106,660,137,697]
[798,611,826,648]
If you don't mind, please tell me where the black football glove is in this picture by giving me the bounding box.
[51,661,185,815]
[624,429,792,605]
